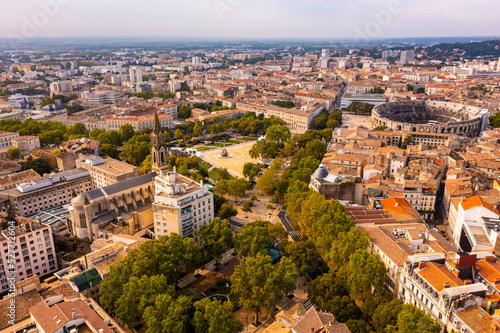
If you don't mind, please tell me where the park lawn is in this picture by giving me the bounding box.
[196,146,214,151]
[210,142,232,147]
[208,169,219,181]
[199,163,210,173]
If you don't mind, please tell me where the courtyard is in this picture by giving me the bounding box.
[202,141,259,178]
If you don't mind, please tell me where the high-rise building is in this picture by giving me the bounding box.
[129,66,142,84]
[150,112,213,242]
[321,49,330,58]
[50,80,73,95]
[0,217,58,291]
[400,50,415,64]
[152,169,213,243]
[382,50,400,59]
[192,56,203,64]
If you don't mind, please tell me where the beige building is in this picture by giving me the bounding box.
[0,131,19,150]
[156,103,178,120]
[0,217,57,292]
[75,156,138,189]
[106,113,174,131]
[153,170,213,243]
[70,172,156,241]
[12,136,40,157]
[236,101,323,132]
[0,168,92,217]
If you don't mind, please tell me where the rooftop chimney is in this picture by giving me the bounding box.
[444,282,451,289]
[464,279,472,285]
[418,261,426,269]
[495,278,500,285]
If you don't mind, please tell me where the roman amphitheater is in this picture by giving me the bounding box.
[371,101,484,137]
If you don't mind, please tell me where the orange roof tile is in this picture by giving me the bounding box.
[418,262,464,292]
[461,195,499,214]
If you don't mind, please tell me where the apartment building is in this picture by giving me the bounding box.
[86,90,121,104]
[50,80,73,95]
[12,136,40,157]
[349,82,376,94]
[187,109,249,123]
[0,131,19,150]
[0,217,57,291]
[399,253,488,329]
[236,101,322,132]
[156,103,178,120]
[153,170,213,243]
[106,113,174,131]
[452,195,499,253]
[0,168,92,217]
[129,67,142,85]
[359,222,456,297]
[75,156,138,189]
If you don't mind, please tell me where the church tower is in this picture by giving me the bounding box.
[151,110,168,172]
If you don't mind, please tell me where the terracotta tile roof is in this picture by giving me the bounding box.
[380,198,422,223]
[0,169,40,189]
[460,195,499,214]
[39,280,78,300]
[291,308,346,333]
[476,259,500,290]
[359,225,414,266]
[455,304,500,333]
[418,262,464,292]
[0,290,42,330]
[32,299,116,333]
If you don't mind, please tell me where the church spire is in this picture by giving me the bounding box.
[153,109,161,134]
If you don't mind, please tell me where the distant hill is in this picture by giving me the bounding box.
[419,39,500,59]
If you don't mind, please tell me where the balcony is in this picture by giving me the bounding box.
[181,208,192,216]
[182,228,194,237]
[178,197,194,207]
[182,222,194,230]
[181,215,193,223]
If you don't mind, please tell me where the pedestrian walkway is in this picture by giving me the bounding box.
[177,248,239,289]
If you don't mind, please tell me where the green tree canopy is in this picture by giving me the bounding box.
[372,298,404,333]
[198,218,233,264]
[7,147,20,160]
[115,275,174,327]
[143,294,192,333]
[193,298,239,333]
[283,240,319,274]
[21,158,51,175]
[235,220,288,258]
[231,253,298,324]
[119,124,135,143]
[121,133,151,166]
[218,202,238,219]
[388,304,441,333]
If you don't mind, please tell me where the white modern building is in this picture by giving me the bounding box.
[152,169,213,243]
[129,67,143,85]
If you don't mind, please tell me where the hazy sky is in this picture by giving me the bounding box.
[2,0,499,39]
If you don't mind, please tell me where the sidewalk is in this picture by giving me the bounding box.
[177,248,239,289]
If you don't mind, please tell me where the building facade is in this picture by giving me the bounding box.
[0,168,92,217]
[0,217,57,292]
[12,136,41,157]
[75,156,138,189]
